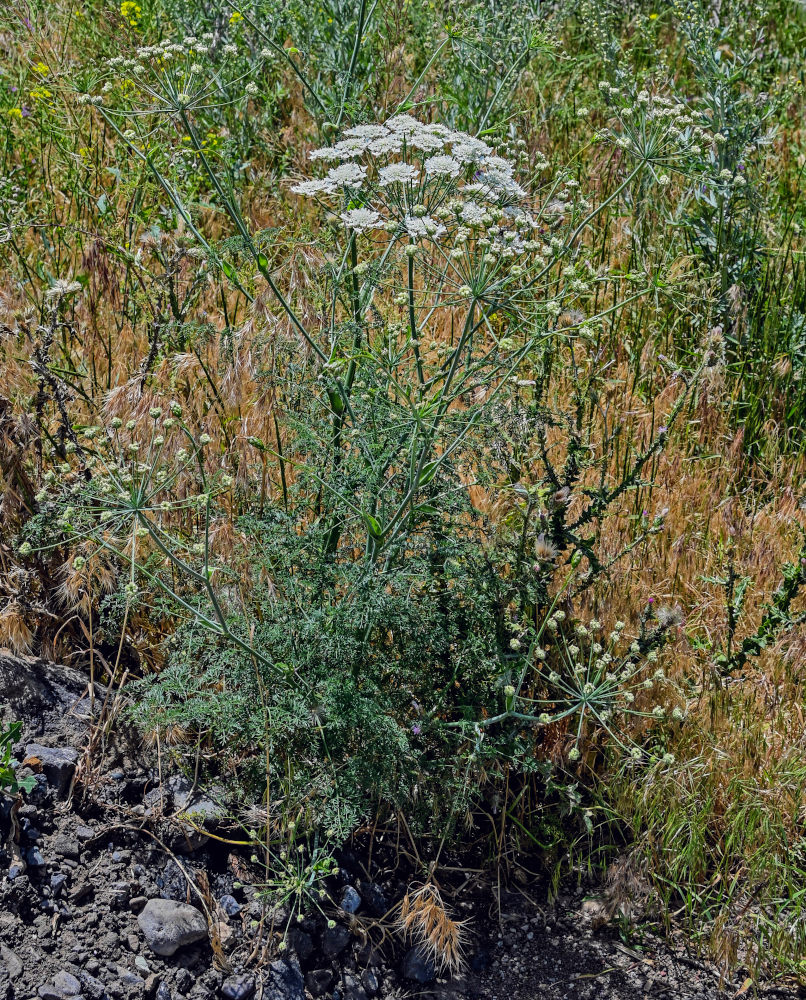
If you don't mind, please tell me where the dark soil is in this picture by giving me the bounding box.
[0,654,800,1000]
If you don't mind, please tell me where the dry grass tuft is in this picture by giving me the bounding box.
[395,883,469,974]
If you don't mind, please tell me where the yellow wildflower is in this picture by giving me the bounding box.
[120,1,142,25]
[32,62,50,76]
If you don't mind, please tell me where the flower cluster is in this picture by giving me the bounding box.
[290,114,587,310]
[98,33,242,122]
[596,84,716,179]
[513,611,683,761]
[27,404,231,603]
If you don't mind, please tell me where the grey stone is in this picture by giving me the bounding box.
[286,928,313,961]
[304,970,334,997]
[342,978,368,1000]
[37,987,63,1000]
[359,882,388,917]
[51,834,80,860]
[50,873,68,896]
[135,956,151,974]
[220,974,255,1000]
[137,898,207,957]
[360,970,379,996]
[54,971,82,996]
[0,654,103,740]
[130,895,148,913]
[78,973,105,1000]
[401,946,436,984]
[25,744,79,797]
[26,846,46,868]
[155,984,172,1000]
[219,894,241,917]
[175,970,194,994]
[321,924,350,958]
[0,943,23,978]
[265,959,304,1000]
[339,886,361,914]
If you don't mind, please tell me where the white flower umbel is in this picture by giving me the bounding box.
[424,155,461,178]
[325,163,367,189]
[340,208,383,232]
[378,163,420,186]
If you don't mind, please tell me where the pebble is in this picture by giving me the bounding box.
[24,744,79,797]
[220,974,256,1000]
[339,886,361,914]
[50,873,68,897]
[401,946,436,984]
[54,971,82,996]
[321,924,351,958]
[137,898,208,957]
[304,970,334,997]
[219,894,241,917]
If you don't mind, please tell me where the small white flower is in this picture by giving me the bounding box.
[344,124,389,140]
[449,133,492,161]
[340,208,382,232]
[309,145,345,162]
[378,162,419,186]
[367,134,403,156]
[408,130,445,152]
[385,114,422,134]
[290,178,331,196]
[459,202,486,225]
[245,82,259,96]
[404,216,445,240]
[325,162,367,188]
[424,154,461,178]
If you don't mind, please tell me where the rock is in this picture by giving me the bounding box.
[265,959,305,1000]
[286,928,313,962]
[402,946,436,984]
[37,987,62,1000]
[339,886,361,914]
[0,943,23,978]
[360,970,379,996]
[220,974,255,1000]
[130,895,148,913]
[137,898,208,956]
[304,970,334,997]
[342,975,367,1000]
[321,924,351,958]
[78,973,105,1000]
[75,824,95,840]
[155,984,172,1000]
[359,882,388,917]
[51,833,80,860]
[26,846,46,868]
[175,970,194,994]
[50,873,68,897]
[54,971,82,996]
[24,744,79,797]
[0,654,103,739]
[219,894,241,917]
[135,956,151,974]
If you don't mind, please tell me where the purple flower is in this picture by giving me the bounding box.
[411,723,422,736]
